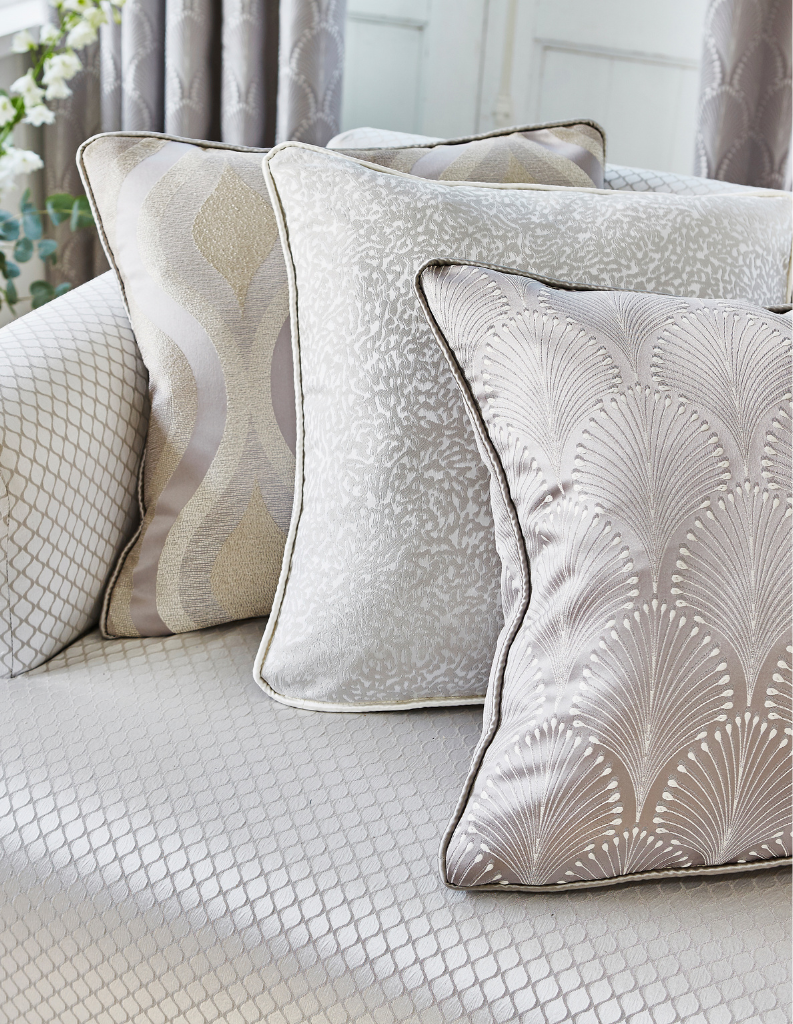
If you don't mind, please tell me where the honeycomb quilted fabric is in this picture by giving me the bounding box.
[0,619,789,1023]
[418,264,792,891]
[257,142,792,712]
[0,273,147,679]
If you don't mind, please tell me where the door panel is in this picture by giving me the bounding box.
[341,0,709,173]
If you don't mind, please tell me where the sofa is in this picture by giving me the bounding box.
[0,155,790,1023]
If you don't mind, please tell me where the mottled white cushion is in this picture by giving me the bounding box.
[418,261,792,890]
[0,273,147,677]
[256,142,792,710]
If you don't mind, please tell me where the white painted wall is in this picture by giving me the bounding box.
[341,0,709,174]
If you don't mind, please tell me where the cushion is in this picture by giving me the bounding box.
[79,134,296,638]
[417,261,792,889]
[256,142,791,710]
[0,273,146,677]
[2,619,789,1021]
[78,121,603,638]
[337,120,607,188]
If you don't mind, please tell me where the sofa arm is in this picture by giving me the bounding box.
[0,272,148,677]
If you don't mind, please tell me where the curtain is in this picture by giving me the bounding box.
[695,0,792,188]
[42,0,347,287]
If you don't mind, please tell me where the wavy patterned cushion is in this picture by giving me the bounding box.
[0,273,147,677]
[256,143,792,710]
[340,120,607,188]
[79,134,298,638]
[418,261,792,890]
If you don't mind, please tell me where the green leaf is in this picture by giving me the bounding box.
[30,280,54,308]
[46,193,74,226]
[54,282,71,298]
[20,188,35,213]
[0,218,19,241]
[0,250,5,275]
[23,207,42,240]
[70,195,94,231]
[5,278,17,305]
[37,238,58,260]
[0,209,13,222]
[4,260,20,278]
[14,237,33,262]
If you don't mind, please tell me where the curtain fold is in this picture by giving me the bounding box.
[41,0,344,288]
[695,0,792,188]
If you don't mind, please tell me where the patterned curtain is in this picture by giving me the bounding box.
[695,0,792,188]
[42,0,346,287]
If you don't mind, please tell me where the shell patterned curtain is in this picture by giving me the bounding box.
[695,0,792,188]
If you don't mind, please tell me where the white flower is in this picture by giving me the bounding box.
[11,30,37,53]
[60,0,88,11]
[65,19,98,48]
[23,104,56,126]
[44,51,82,81]
[82,5,107,28]
[45,78,72,101]
[39,24,61,45]
[0,147,44,195]
[10,71,44,108]
[0,95,15,127]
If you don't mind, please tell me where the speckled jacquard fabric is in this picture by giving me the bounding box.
[419,264,792,891]
[257,143,792,711]
[0,619,789,1022]
[0,273,147,678]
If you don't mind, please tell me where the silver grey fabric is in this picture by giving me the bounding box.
[258,143,792,711]
[0,618,789,1021]
[695,0,792,189]
[418,263,792,891]
[276,0,346,145]
[0,273,147,678]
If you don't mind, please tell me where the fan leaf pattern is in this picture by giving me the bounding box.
[543,289,684,375]
[573,385,731,591]
[523,496,638,698]
[766,645,792,726]
[447,719,623,887]
[572,599,733,817]
[672,484,792,702]
[565,826,690,882]
[652,304,792,477]
[481,297,621,482]
[761,401,792,493]
[654,713,792,865]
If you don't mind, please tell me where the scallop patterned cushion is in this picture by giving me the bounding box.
[418,261,792,890]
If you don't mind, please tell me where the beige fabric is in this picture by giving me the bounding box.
[344,121,607,189]
[0,618,789,1021]
[256,142,792,711]
[79,133,296,638]
[0,273,147,677]
[418,262,792,891]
